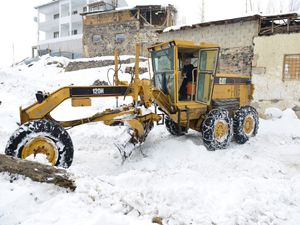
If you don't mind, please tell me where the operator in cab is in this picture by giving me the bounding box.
[179,57,196,100]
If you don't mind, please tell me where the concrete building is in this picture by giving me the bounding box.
[35,0,127,58]
[159,13,300,115]
[82,4,176,57]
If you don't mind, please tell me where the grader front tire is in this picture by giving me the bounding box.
[5,120,74,168]
[201,109,233,150]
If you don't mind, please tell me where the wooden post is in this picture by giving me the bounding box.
[271,19,274,34]
[150,6,152,25]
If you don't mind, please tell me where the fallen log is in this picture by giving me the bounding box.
[0,154,76,191]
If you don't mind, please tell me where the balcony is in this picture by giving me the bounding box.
[38,33,83,45]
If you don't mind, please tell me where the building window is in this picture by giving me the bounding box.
[72,10,78,15]
[115,33,125,43]
[53,13,60,19]
[83,6,87,12]
[283,54,300,80]
[72,30,78,35]
[92,35,102,44]
[53,31,59,38]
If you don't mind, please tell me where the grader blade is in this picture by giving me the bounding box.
[114,115,158,160]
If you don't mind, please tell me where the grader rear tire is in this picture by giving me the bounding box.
[165,116,185,136]
[233,106,259,144]
[201,108,233,150]
[5,120,74,168]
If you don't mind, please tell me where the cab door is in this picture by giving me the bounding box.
[196,48,219,104]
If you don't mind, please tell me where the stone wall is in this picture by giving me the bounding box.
[252,33,300,116]
[65,57,147,72]
[159,20,259,75]
[83,20,160,57]
[219,46,253,75]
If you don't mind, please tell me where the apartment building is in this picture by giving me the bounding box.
[35,0,127,58]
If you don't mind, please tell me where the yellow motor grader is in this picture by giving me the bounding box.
[5,40,259,168]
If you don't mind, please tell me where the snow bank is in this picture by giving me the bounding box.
[265,107,283,119]
[265,107,298,120]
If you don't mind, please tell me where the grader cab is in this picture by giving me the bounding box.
[149,40,258,149]
[5,40,259,168]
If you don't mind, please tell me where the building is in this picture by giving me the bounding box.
[81,4,176,57]
[159,13,300,115]
[35,0,127,58]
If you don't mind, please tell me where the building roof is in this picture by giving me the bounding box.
[34,0,59,9]
[81,4,175,16]
[161,12,299,33]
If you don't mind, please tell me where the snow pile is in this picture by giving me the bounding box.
[1,57,300,225]
[264,107,283,119]
[265,107,298,120]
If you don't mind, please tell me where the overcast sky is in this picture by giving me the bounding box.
[0,0,295,68]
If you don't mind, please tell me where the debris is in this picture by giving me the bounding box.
[0,154,76,191]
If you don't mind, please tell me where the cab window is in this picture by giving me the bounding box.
[151,47,175,101]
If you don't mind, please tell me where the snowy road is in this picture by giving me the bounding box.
[0,58,300,225]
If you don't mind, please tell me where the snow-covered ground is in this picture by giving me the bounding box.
[0,56,300,225]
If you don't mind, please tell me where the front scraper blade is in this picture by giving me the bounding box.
[114,128,138,162]
[114,118,155,162]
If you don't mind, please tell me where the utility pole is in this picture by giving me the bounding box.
[12,43,15,67]
[245,0,253,14]
[201,0,205,23]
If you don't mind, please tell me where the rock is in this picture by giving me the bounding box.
[92,80,109,86]
[152,216,163,225]
[125,66,148,74]
[46,61,64,68]
[292,105,300,112]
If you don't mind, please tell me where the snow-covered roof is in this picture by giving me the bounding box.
[82,3,174,16]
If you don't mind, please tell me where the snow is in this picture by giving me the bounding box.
[1,56,300,225]
[265,107,284,119]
